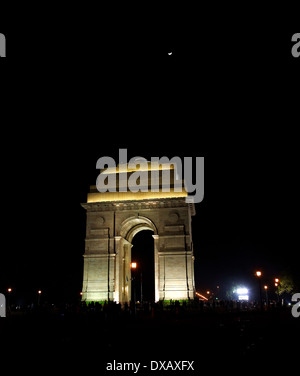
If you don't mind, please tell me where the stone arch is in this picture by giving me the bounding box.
[116,215,159,303]
[120,215,158,243]
[81,198,195,304]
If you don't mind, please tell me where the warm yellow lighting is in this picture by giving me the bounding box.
[275,283,278,287]
[7,288,12,293]
[264,285,268,290]
[89,161,188,203]
[206,290,210,295]
[131,262,137,269]
[87,189,187,203]
[101,162,176,174]
[38,290,42,294]
[255,271,262,277]
[275,278,279,283]
[80,292,83,296]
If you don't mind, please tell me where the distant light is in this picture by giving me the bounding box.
[195,292,208,301]
[168,52,172,56]
[80,292,83,296]
[275,278,279,283]
[206,291,210,295]
[275,283,278,287]
[236,288,248,295]
[264,285,268,290]
[256,271,262,277]
[131,262,137,269]
[7,288,12,293]
[238,295,249,301]
[38,290,42,294]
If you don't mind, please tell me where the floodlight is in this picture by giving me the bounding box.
[238,295,249,301]
[236,288,248,295]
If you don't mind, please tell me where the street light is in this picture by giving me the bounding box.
[255,271,263,310]
[264,285,269,307]
[274,278,280,303]
[7,288,12,311]
[131,262,143,304]
[130,262,138,308]
[37,290,42,306]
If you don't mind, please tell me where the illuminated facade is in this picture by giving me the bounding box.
[81,163,196,303]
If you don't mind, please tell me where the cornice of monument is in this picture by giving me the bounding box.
[81,197,193,212]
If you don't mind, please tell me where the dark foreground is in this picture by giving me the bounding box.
[1,305,299,374]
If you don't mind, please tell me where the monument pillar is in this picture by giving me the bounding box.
[114,236,122,303]
[152,234,160,302]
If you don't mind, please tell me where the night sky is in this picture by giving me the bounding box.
[1,6,299,304]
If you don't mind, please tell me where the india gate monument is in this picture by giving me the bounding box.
[81,160,196,303]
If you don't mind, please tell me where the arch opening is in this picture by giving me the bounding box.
[131,229,155,303]
[118,215,157,304]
